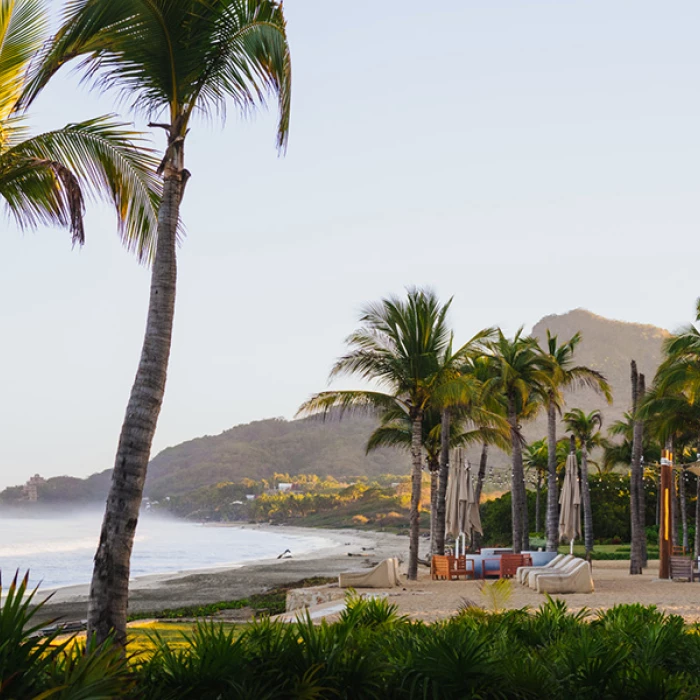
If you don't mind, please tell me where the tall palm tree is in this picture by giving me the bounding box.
[540,331,612,553]
[298,289,492,580]
[2,0,158,255]
[22,0,291,646]
[563,408,604,556]
[482,329,552,553]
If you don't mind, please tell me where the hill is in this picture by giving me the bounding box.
[0,309,672,504]
[144,414,406,499]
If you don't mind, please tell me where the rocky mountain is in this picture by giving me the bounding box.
[527,308,669,438]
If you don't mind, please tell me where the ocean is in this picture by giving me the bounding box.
[0,510,335,590]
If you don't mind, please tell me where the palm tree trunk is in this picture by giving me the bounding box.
[429,461,438,555]
[87,167,182,646]
[694,474,700,559]
[629,362,643,575]
[535,470,541,535]
[408,413,424,580]
[680,469,688,552]
[508,395,523,554]
[637,374,647,566]
[473,442,488,551]
[545,399,558,552]
[581,445,594,555]
[435,409,451,556]
[671,471,678,548]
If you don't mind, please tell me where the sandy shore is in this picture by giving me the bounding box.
[360,559,700,623]
[35,526,409,624]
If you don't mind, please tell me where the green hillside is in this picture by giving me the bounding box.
[144,414,404,499]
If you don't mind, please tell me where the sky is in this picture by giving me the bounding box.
[2,1,700,489]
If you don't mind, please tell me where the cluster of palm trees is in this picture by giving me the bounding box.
[9,0,291,646]
[299,288,612,580]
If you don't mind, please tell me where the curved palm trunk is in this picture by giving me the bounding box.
[545,400,558,552]
[408,413,424,580]
[508,395,524,554]
[434,409,451,556]
[473,442,488,551]
[581,445,594,555]
[87,167,183,645]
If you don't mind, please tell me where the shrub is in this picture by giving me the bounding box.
[352,514,370,525]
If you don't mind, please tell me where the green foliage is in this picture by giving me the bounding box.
[136,600,700,699]
[0,571,131,699]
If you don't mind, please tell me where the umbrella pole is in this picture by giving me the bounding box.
[570,539,574,555]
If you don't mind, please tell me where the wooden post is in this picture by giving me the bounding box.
[659,448,673,579]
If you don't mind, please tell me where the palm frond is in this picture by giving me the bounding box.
[1,116,160,257]
[20,0,291,150]
[296,390,401,420]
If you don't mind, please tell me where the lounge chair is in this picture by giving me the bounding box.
[339,558,401,588]
[528,556,581,589]
[516,553,569,584]
[536,559,594,594]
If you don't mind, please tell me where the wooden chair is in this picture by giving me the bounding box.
[500,554,532,579]
[672,545,687,557]
[431,555,453,581]
[670,556,693,581]
[482,557,503,579]
[452,556,476,580]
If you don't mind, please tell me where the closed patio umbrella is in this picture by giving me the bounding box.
[463,463,483,537]
[559,451,581,553]
[445,459,462,540]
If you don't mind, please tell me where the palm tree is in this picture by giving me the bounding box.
[523,438,548,536]
[482,329,552,553]
[1,0,158,255]
[22,0,291,646]
[368,402,508,554]
[540,331,612,553]
[298,289,492,580]
[563,408,604,556]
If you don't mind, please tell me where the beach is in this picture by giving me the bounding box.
[34,526,409,624]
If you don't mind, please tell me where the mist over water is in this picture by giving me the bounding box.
[0,510,334,589]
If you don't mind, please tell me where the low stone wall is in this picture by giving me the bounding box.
[286,583,343,612]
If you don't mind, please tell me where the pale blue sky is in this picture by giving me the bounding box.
[2,1,700,488]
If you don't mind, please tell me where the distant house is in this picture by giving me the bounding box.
[277,483,293,492]
[246,494,256,501]
[23,474,45,502]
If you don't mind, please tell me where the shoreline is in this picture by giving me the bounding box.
[35,525,409,624]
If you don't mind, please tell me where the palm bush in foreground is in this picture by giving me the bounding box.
[9,582,700,699]
[137,595,700,699]
[0,571,131,699]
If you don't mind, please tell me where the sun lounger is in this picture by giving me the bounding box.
[339,557,401,588]
[516,553,569,584]
[536,560,594,594]
[528,556,580,589]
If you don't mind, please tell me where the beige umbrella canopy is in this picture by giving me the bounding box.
[463,464,483,537]
[559,452,581,552]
